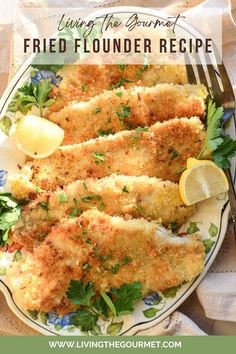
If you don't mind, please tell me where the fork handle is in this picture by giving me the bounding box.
[224,169,236,224]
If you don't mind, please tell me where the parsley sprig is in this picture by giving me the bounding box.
[0,193,22,247]
[198,99,236,168]
[66,280,142,332]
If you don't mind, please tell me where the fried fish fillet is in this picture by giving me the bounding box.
[50,64,188,113]
[10,117,205,196]
[12,175,195,249]
[8,210,204,314]
[49,84,207,145]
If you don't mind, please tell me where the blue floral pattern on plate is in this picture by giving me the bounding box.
[31,70,62,87]
[0,170,7,187]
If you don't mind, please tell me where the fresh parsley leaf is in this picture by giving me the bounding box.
[39,202,49,220]
[83,263,91,270]
[82,182,87,190]
[121,256,132,265]
[7,80,55,117]
[70,310,98,332]
[212,135,236,168]
[91,152,105,165]
[198,100,236,168]
[101,292,116,316]
[66,280,95,306]
[0,116,12,136]
[204,100,224,152]
[111,282,142,316]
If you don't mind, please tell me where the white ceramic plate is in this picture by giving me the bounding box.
[0,7,235,336]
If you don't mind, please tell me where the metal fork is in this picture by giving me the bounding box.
[185,52,236,239]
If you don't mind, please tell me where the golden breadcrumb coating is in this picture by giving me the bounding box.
[49,64,188,112]
[8,210,204,314]
[12,175,195,249]
[49,84,207,145]
[10,117,205,195]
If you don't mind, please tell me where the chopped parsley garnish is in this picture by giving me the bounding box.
[116,105,131,125]
[34,186,44,194]
[111,78,132,89]
[82,84,88,92]
[133,127,149,139]
[91,152,105,165]
[69,198,81,218]
[82,182,87,190]
[136,64,149,80]
[97,129,114,137]
[116,91,123,98]
[111,263,120,274]
[39,202,49,220]
[121,256,132,265]
[83,263,91,270]
[66,280,142,332]
[122,186,129,193]
[0,193,22,247]
[95,107,101,114]
[169,150,179,160]
[198,99,236,168]
[58,194,68,203]
[81,195,102,203]
[119,64,125,71]
[170,222,178,231]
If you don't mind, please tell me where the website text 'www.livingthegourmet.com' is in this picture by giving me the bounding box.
[48,340,182,350]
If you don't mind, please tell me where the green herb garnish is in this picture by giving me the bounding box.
[203,239,215,254]
[119,64,125,71]
[111,78,132,89]
[0,193,22,247]
[81,195,102,203]
[66,280,142,332]
[169,150,179,160]
[91,152,105,165]
[122,186,129,193]
[97,129,114,137]
[82,84,88,92]
[94,107,101,114]
[116,91,123,98]
[58,194,68,203]
[198,99,236,168]
[39,202,49,220]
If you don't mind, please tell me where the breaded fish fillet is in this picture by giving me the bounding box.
[49,84,207,145]
[8,210,204,314]
[12,175,195,249]
[50,64,188,113]
[11,118,205,196]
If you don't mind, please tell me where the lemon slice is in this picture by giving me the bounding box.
[14,115,64,158]
[179,157,229,205]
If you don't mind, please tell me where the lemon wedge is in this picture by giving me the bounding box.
[14,115,64,158]
[179,157,229,205]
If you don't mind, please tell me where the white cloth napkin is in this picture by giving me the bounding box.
[0,0,236,336]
